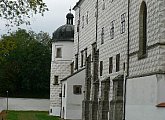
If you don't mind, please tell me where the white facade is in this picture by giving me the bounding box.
[126,75,165,120]
[61,69,85,120]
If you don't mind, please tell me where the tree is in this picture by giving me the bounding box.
[0,29,51,98]
[0,0,48,26]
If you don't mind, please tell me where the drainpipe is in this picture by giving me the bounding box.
[96,0,98,44]
[76,6,80,71]
[78,6,80,54]
[60,83,62,118]
[123,0,130,120]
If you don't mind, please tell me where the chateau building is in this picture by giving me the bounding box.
[50,0,165,120]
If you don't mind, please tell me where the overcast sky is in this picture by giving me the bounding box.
[0,0,78,37]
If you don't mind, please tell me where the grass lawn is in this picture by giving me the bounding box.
[1,111,59,120]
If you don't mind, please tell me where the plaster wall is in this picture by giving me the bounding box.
[52,41,74,61]
[126,75,165,120]
[61,69,85,120]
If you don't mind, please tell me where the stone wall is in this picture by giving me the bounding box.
[50,60,71,110]
[0,98,5,112]
[0,98,49,112]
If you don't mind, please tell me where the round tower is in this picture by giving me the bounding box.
[50,11,74,116]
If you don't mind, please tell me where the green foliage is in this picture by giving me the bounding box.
[0,29,51,98]
[0,0,48,26]
[6,111,59,120]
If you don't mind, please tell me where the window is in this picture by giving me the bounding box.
[77,20,80,32]
[63,84,65,97]
[100,61,103,76]
[70,62,74,74]
[110,21,114,39]
[50,109,52,113]
[117,81,123,97]
[113,78,124,99]
[53,75,58,85]
[75,54,78,70]
[73,85,82,94]
[121,13,126,34]
[82,16,84,28]
[81,50,84,67]
[102,0,105,10]
[92,42,97,60]
[139,1,147,58]
[86,11,89,24]
[84,48,87,66]
[109,57,113,74]
[56,48,62,58]
[116,54,120,72]
[101,27,104,44]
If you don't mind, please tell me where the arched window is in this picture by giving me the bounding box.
[139,1,147,58]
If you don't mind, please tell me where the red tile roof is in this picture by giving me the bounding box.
[156,102,165,107]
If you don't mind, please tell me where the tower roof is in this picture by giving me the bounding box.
[52,11,74,42]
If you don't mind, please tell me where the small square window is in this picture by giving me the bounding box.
[73,85,82,95]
